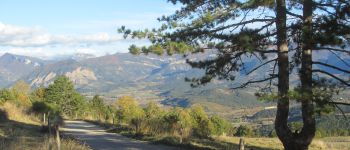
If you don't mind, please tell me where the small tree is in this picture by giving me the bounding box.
[235,125,254,137]
[44,76,85,117]
[0,89,15,105]
[91,95,106,121]
[163,108,193,143]
[104,105,115,123]
[190,105,214,138]
[30,86,46,102]
[11,80,31,106]
[143,102,164,135]
[130,109,145,135]
[210,115,230,136]
[115,96,143,124]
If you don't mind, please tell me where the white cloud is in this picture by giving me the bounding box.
[0,22,122,47]
[0,22,39,36]
[0,47,104,59]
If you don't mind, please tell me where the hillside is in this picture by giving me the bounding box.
[0,52,267,113]
[0,52,348,114]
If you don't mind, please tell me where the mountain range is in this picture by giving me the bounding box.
[0,51,348,113]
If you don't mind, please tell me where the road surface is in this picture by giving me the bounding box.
[61,120,180,150]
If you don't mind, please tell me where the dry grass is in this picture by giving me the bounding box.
[0,136,91,150]
[1,102,40,125]
[213,136,350,150]
[0,102,91,150]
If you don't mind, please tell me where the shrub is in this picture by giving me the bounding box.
[235,125,254,137]
[210,115,230,136]
[0,89,15,105]
[190,105,214,138]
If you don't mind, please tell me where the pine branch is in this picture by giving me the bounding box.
[328,101,350,106]
[312,69,350,86]
[314,47,350,55]
[231,74,278,89]
[247,59,277,75]
[313,61,350,74]
[286,11,303,19]
[209,18,275,33]
[329,50,350,68]
[334,103,348,120]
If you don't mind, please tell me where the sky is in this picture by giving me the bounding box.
[0,0,178,59]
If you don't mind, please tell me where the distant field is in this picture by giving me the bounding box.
[211,136,350,150]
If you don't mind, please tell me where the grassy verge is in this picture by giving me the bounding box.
[0,102,91,150]
[86,120,350,150]
[213,135,350,150]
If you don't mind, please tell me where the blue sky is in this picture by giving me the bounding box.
[0,0,177,59]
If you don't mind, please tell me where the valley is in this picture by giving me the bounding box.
[0,52,267,114]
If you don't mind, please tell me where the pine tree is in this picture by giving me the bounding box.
[44,76,85,117]
[119,1,350,149]
[91,95,106,120]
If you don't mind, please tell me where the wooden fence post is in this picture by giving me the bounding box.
[239,137,245,150]
[43,113,46,124]
[56,125,61,150]
[48,116,53,150]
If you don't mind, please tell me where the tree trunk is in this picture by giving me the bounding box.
[299,0,316,148]
[275,0,293,148]
[274,0,316,149]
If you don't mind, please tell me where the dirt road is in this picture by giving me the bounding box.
[61,120,181,150]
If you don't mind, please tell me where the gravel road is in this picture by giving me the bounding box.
[61,120,181,150]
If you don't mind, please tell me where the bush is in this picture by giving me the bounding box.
[190,105,214,138]
[210,115,230,136]
[235,125,254,137]
[0,89,15,104]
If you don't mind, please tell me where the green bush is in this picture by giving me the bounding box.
[0,89,15,105]
[190,105,214,138]
[210,115,230,136]
[235,125,254,137]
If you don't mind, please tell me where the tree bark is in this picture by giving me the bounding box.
[56,125,61,150]
[275,0,316,149]
[275,0,293,148]
[299,0,316,148]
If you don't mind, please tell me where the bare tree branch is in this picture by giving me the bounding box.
[314,47,350,55]
[286,11,303,19]
[329,50,350,68]
[312,69,350,86]
[232,75,278,89]
[210,19,275,33]
[313,61,350,74]
[334,103,348,120]
[328,101,350,106]
[247,59,277,75]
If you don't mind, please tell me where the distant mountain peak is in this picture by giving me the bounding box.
[71,53,96,61]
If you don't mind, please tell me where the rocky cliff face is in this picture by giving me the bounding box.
[0,53,49,87]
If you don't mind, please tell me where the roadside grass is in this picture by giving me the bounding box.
[213,135,350,150]
[0,136,91,150]
[87,119,350,150]
[0,102,91,150]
